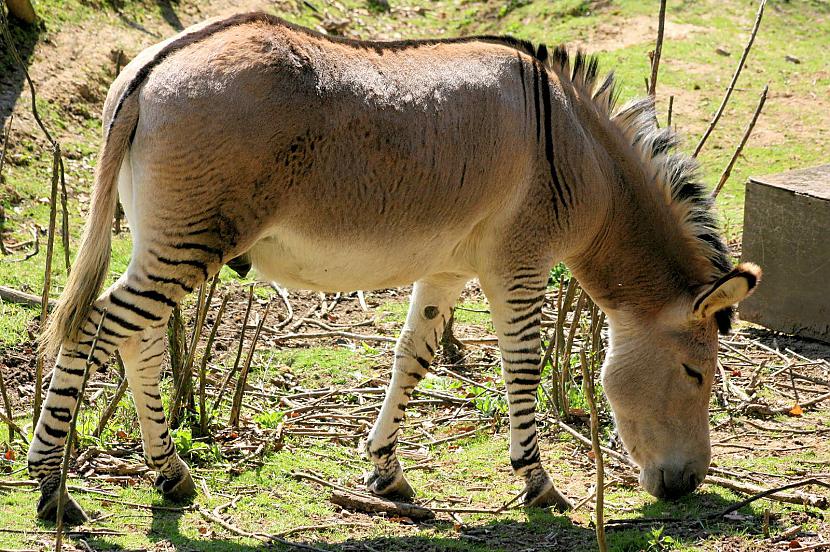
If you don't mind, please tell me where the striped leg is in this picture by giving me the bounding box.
[28,273,177,523]
[483,269,572,510]
[120,325,196,501]
[365,275,465,498]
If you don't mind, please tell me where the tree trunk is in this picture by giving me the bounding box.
[5,0,37,24]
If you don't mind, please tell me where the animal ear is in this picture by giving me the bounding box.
[692,263,762,320]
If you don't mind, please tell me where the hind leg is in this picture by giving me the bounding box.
[119,325,196,501]
[365,274,466,498]
[29,271,182,523]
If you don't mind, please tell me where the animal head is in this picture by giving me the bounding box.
[601,263,761,499]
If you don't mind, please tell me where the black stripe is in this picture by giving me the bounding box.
[103,311,143,333]
[506,306,542,326]
[151,448,175,463]
[506,367,541,376]
[503,318,540,338]
[144,391,162,401]
[515,418,536,431]
[507,282,547,293]
[140,335,164,354]
[146,274,194,294]
[125,285,177,308]
[46,406,72,422]
[513,406,536,418]
[503,347,539,355]
[51,387,79,398]
[170,242,223,259]
[519,432,536,447]
[517,53,527,115]
[151,251,209,279]
[42,425,68,440]
[56,364,86,377]
[506,296,544,306]
[140,350,165,364]
[415,356,430,369]
[505,359,541,367]
[531,61,541,143]
[506,377,540,386]
[511,397,535,406]
[110,293,163,322]
[539,67,570,211]
[511,453,540,471]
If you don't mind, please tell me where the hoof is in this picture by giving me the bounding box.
[523,472,572,512]
[155,471,197,502]
[364,468,415,500]
[37,492,89,525]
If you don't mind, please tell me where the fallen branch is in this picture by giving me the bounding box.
[0,285,56,308]
[744,390,830,417]
[693,0,767,157]
[197,505,330,551]
[330,490,435,521]
[706,475,828,510]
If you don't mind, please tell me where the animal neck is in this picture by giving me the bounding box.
[559,121,690,326]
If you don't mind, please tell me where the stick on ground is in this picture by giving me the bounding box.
[330,490,435,521]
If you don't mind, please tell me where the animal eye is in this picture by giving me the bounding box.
[683,364,703,385]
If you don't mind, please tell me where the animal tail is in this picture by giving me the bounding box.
[39,94,140,357]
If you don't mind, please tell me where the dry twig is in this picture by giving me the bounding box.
[55,310,107,551]
[579,349,607,552]
[648,0,667,97]
[711,85,768,198]
[693,0,767,157]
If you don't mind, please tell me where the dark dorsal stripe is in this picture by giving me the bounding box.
[107,12,548,141]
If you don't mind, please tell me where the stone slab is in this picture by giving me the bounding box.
[740,164,830,343]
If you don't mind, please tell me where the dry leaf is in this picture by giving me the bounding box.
[789,404,804,417]
[3,449,15,461]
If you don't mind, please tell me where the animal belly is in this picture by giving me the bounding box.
[247,230,470,292]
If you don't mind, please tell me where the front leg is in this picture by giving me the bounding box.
[483,269,572,511]
[365,276,465,498]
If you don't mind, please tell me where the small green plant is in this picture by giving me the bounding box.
[171,427,219,463]
[254,410,285,429]
[472,388,508,418]
[647,526,677,551]
[550,262,571,284]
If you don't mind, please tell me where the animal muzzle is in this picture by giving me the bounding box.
[640,462,706,499]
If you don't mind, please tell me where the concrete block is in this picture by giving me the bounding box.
[740,164,830,343]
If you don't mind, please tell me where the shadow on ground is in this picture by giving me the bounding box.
[0,14,40,136]
[69,487,786,552]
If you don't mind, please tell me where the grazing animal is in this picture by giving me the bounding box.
[30,13,760,523]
